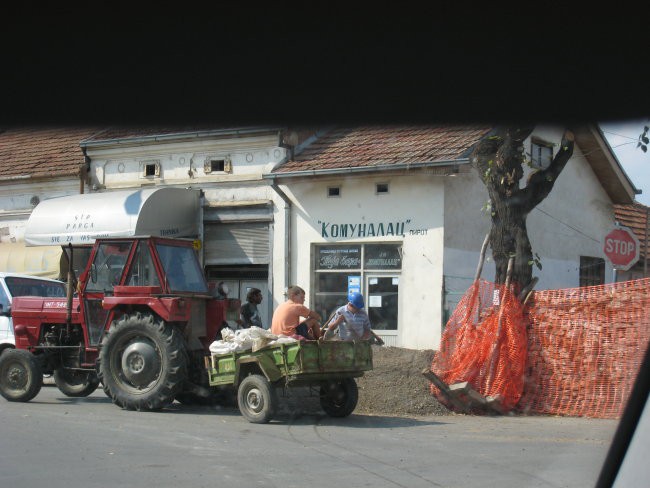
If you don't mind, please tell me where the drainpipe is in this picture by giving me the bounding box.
[270,181,292,291]
[198,190,205,269]
[80,147,91,194]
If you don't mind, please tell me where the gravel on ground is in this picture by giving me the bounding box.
[355,345,451,417]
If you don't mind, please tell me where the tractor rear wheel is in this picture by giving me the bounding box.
[54,368,100,397]
[99,313,187,411]
[320,378,358,417]
[237,374,277,423]
[0,349,43,402]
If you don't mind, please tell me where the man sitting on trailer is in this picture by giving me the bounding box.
[271,285,322,340]
[322,292,373,341]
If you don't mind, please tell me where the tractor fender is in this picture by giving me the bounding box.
[102,296,191,323]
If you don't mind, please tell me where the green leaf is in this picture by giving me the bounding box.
[643,136,649,144]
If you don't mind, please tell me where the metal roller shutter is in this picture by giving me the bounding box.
[203,223,270,265]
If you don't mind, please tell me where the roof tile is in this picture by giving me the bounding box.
[273,125,491,173]
[614,202,650,260]
[0,127,103,179]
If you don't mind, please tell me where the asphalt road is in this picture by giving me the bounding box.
[0,384,618,488]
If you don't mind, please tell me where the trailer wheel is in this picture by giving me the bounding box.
[54,369,100,397]
[99,312,187,411]
[320,378,358,417]
[237,374,277,423]
[0,349,43,402]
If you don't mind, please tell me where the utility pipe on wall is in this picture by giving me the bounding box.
[80,147,91,194]
[270,182,292,292]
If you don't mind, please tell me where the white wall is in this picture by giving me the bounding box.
[443,126,617,297]
[272,172,446,350]
[0,178,81,243]
[85,135,285,191]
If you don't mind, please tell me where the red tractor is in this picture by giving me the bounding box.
[0,236,239,410]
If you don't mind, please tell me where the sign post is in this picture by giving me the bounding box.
[604,226,640,272]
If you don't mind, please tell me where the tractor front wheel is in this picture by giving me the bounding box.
[99,313,187,411]
[0,349,43,402]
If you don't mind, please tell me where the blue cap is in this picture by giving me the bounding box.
[348,292,365,309]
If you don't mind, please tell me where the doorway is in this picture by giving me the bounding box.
[365,274,399,345]
[239,280,270,329]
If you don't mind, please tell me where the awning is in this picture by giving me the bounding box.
[24,188,201,246]
[0,241,64,279]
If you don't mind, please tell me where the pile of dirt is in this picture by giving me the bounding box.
[355,345,451,417]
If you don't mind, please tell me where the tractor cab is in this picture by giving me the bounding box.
[84,237,208,295]
[79,236,213,348]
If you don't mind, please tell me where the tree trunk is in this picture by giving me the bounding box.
[470,127,575,289]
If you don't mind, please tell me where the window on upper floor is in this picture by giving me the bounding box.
[328,186,341,197]
[579,256,605,287]
[210,159,225,172]
[204,157,232,174]
[531,139,553,170]
[142,161,161,177]
[376,183,389,194]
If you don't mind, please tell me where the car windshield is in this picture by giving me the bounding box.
[5,276,66,298]
[156,243,208,293]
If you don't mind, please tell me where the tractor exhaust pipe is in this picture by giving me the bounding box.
[66,243,74,335]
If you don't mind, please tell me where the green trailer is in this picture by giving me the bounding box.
[207,340,373,423]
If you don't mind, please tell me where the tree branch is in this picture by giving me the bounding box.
[521,130,575,213]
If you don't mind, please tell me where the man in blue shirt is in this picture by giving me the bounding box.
[322,292,372,341]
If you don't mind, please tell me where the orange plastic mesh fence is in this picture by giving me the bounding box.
[430,277,650,418]
[518,277,650,418]
[431,279,527,411]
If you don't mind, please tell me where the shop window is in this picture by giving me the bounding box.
[579,256,605,287]
[313,243,401,330]
[364,243,402,269]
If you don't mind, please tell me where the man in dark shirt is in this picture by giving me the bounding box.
[240,287,264,329]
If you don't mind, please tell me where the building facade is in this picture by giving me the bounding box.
[267,125,639,349]
[0,124,640,350]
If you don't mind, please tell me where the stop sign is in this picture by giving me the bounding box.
[604,226,640,270]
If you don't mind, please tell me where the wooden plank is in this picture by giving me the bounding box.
[421,369,470,412]
[449,382,487,406]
